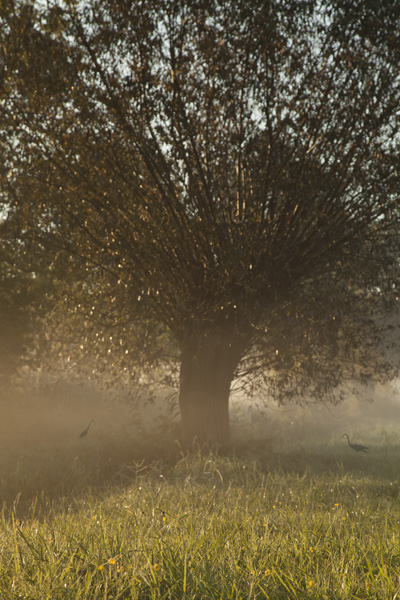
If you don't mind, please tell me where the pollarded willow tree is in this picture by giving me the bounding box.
[1,0,400,445]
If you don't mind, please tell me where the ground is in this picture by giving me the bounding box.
[1,378,400,598]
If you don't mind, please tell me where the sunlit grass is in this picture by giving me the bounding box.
[2,435,400,599]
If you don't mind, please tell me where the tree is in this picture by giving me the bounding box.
[1,0,400,446]
[0,215,52,384]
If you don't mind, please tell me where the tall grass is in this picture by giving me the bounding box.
[2,432,400,599]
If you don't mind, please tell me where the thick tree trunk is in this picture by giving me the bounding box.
[178,332,241,448]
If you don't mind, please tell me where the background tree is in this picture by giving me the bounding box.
[1,0,400,445]
[0,213,52,384]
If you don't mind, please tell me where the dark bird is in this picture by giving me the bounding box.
[79,419,95,439]
[341,433,368,453]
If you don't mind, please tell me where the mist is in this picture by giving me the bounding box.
[3,373,400,470]
[232,379,400,449]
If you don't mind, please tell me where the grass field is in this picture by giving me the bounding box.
[2,387,400,599]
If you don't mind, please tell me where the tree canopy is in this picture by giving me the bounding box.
[1,0,400,445]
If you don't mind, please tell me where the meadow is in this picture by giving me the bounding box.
[2,382,400,599]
